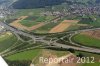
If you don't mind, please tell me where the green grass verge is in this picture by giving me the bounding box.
[0,33,17,52]
[72,34,100,48]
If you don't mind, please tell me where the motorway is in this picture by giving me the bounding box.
[0,22,45,41]
[0,22,100,54]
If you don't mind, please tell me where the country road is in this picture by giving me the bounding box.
[0,22,100,54]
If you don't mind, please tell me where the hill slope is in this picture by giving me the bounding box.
[12,0,100,9]
[12,0,66,9]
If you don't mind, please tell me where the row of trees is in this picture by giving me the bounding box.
[5,60,31,66]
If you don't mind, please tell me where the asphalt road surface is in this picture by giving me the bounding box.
[0,22,100,54]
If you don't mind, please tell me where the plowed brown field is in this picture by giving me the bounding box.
[49,20,79,33]
[81,30,100,39]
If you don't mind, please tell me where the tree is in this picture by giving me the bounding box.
[68,48,75,53]
[77,53,84,58]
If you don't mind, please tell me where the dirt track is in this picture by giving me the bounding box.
[10,16,46,31]
[49,20,79,33]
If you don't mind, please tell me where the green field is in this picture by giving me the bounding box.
[74,51,100,66]
[0,32,17,52]
[20,16,45,27]
[6,8,45,24]
[82,63,100,66]
[12,9,45,18]
[33,21,61,33]
[20,15,55,27]
[6,49,41,61]
[79,15,100,27]
[66,25,80,31]
[20,20,40,27]
[5,45,100,65]
[6,49,69,61]
[72,34,100,48]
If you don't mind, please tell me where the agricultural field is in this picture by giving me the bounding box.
[49,20,79,33]
[10,16,46,31]
[72,33,100,48]
[6,48,100,66]
[6,9,45,20]
[9,14,91,34]
[81,30,100,40]
[6,49,70,65]
[9,14,56,32]
[6,49,41,61]
[7,7,89,34]
[66,25,81,31]
[6,8,47,24]
[8,8,93,34]
[0,32,17,52]
[33,19,81,33]
[20,16,54,27]
[33,21,62,33]
[79,16,100,27]
[19,16,39,27]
